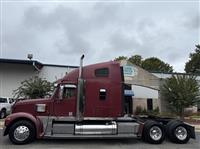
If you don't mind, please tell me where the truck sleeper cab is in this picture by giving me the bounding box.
[3,56,195,145]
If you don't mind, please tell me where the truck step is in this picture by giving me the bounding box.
[43,134,138,139]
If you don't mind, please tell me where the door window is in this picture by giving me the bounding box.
[62,84,76,99]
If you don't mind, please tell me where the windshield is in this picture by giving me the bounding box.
[0,98,7,103]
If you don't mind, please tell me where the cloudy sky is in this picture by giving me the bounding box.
[0,0,199,72]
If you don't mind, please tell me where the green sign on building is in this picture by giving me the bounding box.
[123,66,135,77]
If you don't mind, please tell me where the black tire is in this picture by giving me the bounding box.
[9,120,36,145]
[142,120,165,144]
[166,120,190,144]
[0,109,6,119]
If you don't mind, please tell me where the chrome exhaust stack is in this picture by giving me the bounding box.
[76,54,85,121]
[79,54,84,78]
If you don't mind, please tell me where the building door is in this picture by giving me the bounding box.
[124,96,133,114]
[147,98,153,111]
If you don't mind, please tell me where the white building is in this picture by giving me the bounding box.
[0,59,77,98]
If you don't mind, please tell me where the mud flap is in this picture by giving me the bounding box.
[184,123,196,139]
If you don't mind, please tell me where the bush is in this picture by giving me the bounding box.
[135,106,143,115]
[153,107,160,114]
[135,106,160,116]
[146,107,160,116]
[161,75,200,117]
[13,76,54,99]
[158,112,177,118]
[142,108,147,115]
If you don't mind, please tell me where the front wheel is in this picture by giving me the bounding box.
[142,120,165,144]
[9,120,36,144]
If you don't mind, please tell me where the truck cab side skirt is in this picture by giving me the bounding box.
[37,116,141,138]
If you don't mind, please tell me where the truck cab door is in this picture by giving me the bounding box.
[54,84,76,117]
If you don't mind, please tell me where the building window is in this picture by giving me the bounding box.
[147,98,153,111]
[95,68,109,77]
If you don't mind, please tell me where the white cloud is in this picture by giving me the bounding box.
[1,1,199,71]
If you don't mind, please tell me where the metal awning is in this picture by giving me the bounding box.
[124,90,134,96]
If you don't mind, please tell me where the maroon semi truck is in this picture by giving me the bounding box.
[3,55,195,144]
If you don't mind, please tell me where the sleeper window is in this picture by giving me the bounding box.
[95,68,109,77]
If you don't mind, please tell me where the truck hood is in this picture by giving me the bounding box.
[16,98,50,105]
[12,98,51,114]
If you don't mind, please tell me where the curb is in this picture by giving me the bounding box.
[192,125,200,133]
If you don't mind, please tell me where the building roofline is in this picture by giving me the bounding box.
[0,58,78,69]
[0,58,43,66]
[151,71,200,76]
[43,64,78,68]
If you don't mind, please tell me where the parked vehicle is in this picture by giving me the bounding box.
[3,55,195,144]
[0,97,15,119]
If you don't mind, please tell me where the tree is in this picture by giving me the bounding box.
[128,55,142,66]
[114,56,128,61]
[161,75,200,117]
[185,45,200,73]
[141,57,173,73]
[114,55,173,73]
[13,76,54,99]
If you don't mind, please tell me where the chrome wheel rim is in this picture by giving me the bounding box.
[175,126,187,141]
[149,126,162,141]
[14,126,30,142]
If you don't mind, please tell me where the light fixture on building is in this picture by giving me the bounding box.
[27,54,33,60]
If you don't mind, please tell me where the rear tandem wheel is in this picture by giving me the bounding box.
[166,120,191,144]
[142,120,165,144]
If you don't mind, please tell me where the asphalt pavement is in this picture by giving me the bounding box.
[0,129,200,149]
[0,119,200,149]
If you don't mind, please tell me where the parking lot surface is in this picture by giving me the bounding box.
[0,129,199,149]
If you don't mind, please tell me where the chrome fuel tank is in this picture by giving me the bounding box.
[75,121,117,135]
